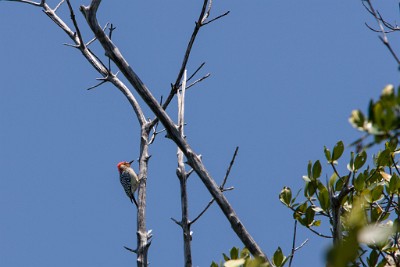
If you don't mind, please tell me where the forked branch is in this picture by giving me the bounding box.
[80,0,270,264]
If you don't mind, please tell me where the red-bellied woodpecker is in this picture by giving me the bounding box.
[117,161,139,206]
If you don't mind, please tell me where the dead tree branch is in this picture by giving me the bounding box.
[190,147,239,226]
[176,70,193,267]
[80,1,270,263]
[362,0,400,65]
[156,0,230,119]
[5,1,151,265]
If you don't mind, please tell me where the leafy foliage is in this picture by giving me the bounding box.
[349,85,400,148]
[279,85,400,267]
[281,136,400,266]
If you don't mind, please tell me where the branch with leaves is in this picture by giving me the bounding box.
[280,132,400,266]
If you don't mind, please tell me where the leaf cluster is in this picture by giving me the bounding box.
[211,247,287,267]
[280,136,400,266]
[350,85,400,148]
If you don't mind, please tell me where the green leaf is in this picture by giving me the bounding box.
[367,250,378,266]
[211,261,219,267]
[239,248,250,259]
[371,185,384,202]
[317,187,330,211]
[223,253,230,261]
[354,150,367,170]
[377,259,388,267]
[245,258,268,267]
[307,161,312,178]
[279,187,292,207]
[353,173,366,191]
[374,102,384,129]
[370,205,381,222]
[389,173,400,194]
[348,152,355,171]
[324,146,332,162]
[387,138,398,152]
[363,188,372,203]
[304,182,316,197]
[312,160,322,179]
[297,202,308,213]
[272,247,285,267]
[230,247,239,260]
[332,141,344,161]
[329,173,338,190]
[305,206,315,226]
[294,202,307,221]
[335,178,344,191]
[377,149,391,167]
[313,220,321,226]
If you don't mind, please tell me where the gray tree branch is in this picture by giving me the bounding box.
[80,1,270,264]
[5,1,151,265]
[176,70,193,267]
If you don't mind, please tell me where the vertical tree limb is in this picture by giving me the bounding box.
[176,70,193,267]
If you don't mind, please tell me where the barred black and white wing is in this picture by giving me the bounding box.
[120,170,135,203]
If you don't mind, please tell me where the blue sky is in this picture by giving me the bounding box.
[1,1,399,266]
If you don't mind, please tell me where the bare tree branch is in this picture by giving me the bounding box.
[202,11,230,26]
[65,0,84,48]
[288,221,309,267]
[363,0,400,64]
[4,0,270,264]
[186,73,210,90]
[187,62,205,82]
[191,198,215,226]
[54,0,65,12]
[221,146,239,188]
[176,70,193,267]
[190,147,239,226]
[79,2,269,262]
[158,0,229,118]
[9,2,151,265]
[0,0,45,7]
[124,246,138,254]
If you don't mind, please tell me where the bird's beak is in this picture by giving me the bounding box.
[129,160,135,164]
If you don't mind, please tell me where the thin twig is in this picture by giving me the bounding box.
[108,24,116,71]
[190,147,239,225]
[171,217,182,227]
[124,246,137,254]
[66,0,84,49]
[186,73,210,90]
[54,0,65,12]
[187,62,205,81]
[221,146,239,188]
[308,227,333,239]
[202,11,230,26]
[288,221,297,267]
[87,80,107,90]
[190,198,215,226]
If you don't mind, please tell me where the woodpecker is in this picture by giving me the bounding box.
[117,161,139,207]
